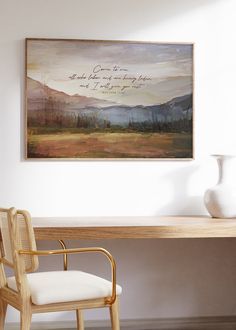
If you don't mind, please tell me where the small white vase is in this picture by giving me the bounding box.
[204,155,236,218]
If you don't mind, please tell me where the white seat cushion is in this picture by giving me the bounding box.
[7,270,122,305]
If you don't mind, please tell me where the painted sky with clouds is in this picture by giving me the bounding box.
[27,39,193,106]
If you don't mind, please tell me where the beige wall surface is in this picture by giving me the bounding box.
[1,0,236,324]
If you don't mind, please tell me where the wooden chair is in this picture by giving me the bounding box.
[0,207,121,330]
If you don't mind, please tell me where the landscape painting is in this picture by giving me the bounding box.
[25,39,193,159]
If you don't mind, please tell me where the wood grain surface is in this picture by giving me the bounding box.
[31,216,236,240]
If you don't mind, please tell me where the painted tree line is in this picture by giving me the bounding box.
[28,96,192,133]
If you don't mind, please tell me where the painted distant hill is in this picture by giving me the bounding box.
[27,77,117,110]
[76,94,193,127]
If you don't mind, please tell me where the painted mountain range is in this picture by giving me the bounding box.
[27,77,192,130]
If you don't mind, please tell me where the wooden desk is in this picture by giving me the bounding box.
[32,216,236,240]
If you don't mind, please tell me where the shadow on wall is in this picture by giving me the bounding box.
[158,164,207,216]
[115,0,226,35]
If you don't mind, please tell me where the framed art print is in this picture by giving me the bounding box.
[25,38,194,159]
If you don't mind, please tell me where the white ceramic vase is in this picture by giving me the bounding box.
[204,155,236,218]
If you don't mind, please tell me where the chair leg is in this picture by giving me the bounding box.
[20,309,32,330]
[76,309,84,330]
[0,299,8,330]
[109,297,120,330]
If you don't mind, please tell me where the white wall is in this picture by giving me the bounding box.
[1,0,236,324]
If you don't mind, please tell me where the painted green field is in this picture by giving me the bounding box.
[27,132,192,159]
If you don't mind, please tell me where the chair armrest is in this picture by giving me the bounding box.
[18,247,117,304]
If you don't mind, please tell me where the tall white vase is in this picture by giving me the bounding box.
[204,155,236,218]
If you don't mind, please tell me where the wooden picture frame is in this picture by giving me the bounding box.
[25,38,194,160]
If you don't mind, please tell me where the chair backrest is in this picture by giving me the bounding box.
[0,207,39,273]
